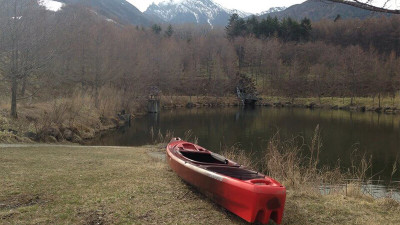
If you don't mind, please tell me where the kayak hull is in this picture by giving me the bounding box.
[166,139,286,224]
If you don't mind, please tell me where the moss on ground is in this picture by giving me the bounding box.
[0,145,399,224]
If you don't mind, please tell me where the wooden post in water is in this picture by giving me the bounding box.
[148,99,160,113]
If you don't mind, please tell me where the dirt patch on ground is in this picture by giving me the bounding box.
[0,194,44,210]
[0,211,19,220]
[77,208,111,225]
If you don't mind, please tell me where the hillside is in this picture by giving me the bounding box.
[260,0,388,21]
[57,0,154,26]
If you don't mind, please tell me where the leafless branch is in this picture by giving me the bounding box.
[326,0,400,14]
[16,88,40,100]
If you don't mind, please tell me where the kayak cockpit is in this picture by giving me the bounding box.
[179,150,228,164]
[206,166,265,180]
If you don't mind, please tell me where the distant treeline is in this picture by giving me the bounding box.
[227,13,400,56]
[1,0,400,117]
[312,17,400,55]
[226,14,312,42]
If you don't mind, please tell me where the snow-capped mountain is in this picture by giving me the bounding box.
[144,0,250,27]
[257,7,287,16]
[38,0,64,12]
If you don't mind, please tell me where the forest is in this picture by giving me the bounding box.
[1,0,400,119]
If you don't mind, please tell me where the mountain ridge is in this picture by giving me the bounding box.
[56,0,154,25]
[260,0,389,21]
[144,0,250,27]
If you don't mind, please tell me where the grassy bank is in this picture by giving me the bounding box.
[0,92,133,144]
[160,95,239,108]
[260,96,400,112]
[161,95,400,114]
[1,145,399,224]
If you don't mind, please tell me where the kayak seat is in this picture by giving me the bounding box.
[182,143,197,150]
[206,166,265,180]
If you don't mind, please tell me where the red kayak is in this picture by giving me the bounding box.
[166,138,286,224]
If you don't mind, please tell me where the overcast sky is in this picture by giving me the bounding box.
[128,0,306,13]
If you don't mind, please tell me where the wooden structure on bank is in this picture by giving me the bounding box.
[148,99,160,113]
[147,86,161,113]
[236,87,258,106]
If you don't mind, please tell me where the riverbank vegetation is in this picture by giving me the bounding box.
[1,144,399,224]
[0,89,134,144]
[223,126,400,198]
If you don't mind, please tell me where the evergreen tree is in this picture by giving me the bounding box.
[226,14,246,40]
[246,15,260,37]
[300,18,312,41]
[259,16,279,38]
[165,24,174,38]
[334,14,341,22]
[151,24,162,34]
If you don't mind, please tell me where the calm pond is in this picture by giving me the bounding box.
[91,107,400,187]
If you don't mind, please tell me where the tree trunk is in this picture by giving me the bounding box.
[94,85,99,109]
[20,77,26,96]
[11,76,18,118]
[392,93,395,107]
[378,93,381,108]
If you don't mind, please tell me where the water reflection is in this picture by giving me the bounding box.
[91,107,400,183]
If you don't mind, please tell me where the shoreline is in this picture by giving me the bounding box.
[1,95,400,145]
[161,95,400,115]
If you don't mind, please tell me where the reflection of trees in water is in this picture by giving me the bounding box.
[91,107,400,181]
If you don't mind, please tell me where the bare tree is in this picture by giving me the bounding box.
[0,0,52,118]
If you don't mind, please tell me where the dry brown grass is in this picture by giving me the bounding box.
[220,125,394,201]
[150,128,174,146]
[1,145,399,225]
[0,145,248,225]
[284,191,400,225]
[218,131,400,224]
[0,87,141,143]
[221,144,256,169]
[263,126,331,189]
[160,95,239,108]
